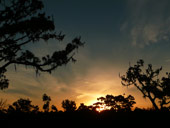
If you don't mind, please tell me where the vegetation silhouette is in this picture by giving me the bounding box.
[93,94,136,112]
[42,93,51,112]
[62,99,77,112]
[0,94,170,127]
[0,93,169,126]
[120,59,170,111]
[77,103,89,112]
[0,0,84,90]
[8,98,39,113]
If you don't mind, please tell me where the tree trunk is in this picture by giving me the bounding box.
[148,95,159,110]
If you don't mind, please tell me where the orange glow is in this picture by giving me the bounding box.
[95,104,111,112]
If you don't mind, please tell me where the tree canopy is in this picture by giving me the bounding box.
[120,59,170,110]
[0,0,84,90]
[8,98,39,113]
[93,94,136,112]
[62,99,77,112]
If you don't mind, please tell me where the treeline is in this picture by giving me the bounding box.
[0,94,169,126]
[1,93,170,114]
[0,93,170,116]
[0,94,137,114]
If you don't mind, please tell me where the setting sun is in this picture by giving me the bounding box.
[95,104,111,112]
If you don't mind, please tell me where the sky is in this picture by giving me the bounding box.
[1,0,170,110]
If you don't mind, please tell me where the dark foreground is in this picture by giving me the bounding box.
[0,111,169,127]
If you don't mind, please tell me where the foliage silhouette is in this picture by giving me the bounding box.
[120,59,170,110]
[77,103,90,112]
[0,95,169,127]
[93,94,136,112]
[51,105,58,112]
[8,98,39,113]
[42,93,51,112]
[0,0,84,90]
[62,99,77,112]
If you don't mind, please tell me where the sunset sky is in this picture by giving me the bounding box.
[1,0,170,110]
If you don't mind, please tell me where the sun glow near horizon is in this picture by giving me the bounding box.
[96,104,111,112]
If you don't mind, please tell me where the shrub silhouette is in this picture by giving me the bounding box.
[120,59,170,110]
[62,99,77,112]
[0,0,84,90]
[51,105,58,113]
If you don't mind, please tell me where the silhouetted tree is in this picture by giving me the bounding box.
[114,95,136,111]
[0,0,84,90]
[120,59,170,110]
[62,99,77,112]
[77,103,90,112]
[96,94,136,112]
[42,93,51,112]
[92,101,104,112]
[8,98,39,113]
[98,95,114,108]
[51,105,58,112]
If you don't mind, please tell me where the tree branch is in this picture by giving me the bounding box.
[133,82,148,98]
[0,61,12,70]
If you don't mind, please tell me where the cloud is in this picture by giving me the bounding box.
[6,88,37,98]
[131,24,159,47]
[121,0,170,47]
[130,19,170,47]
